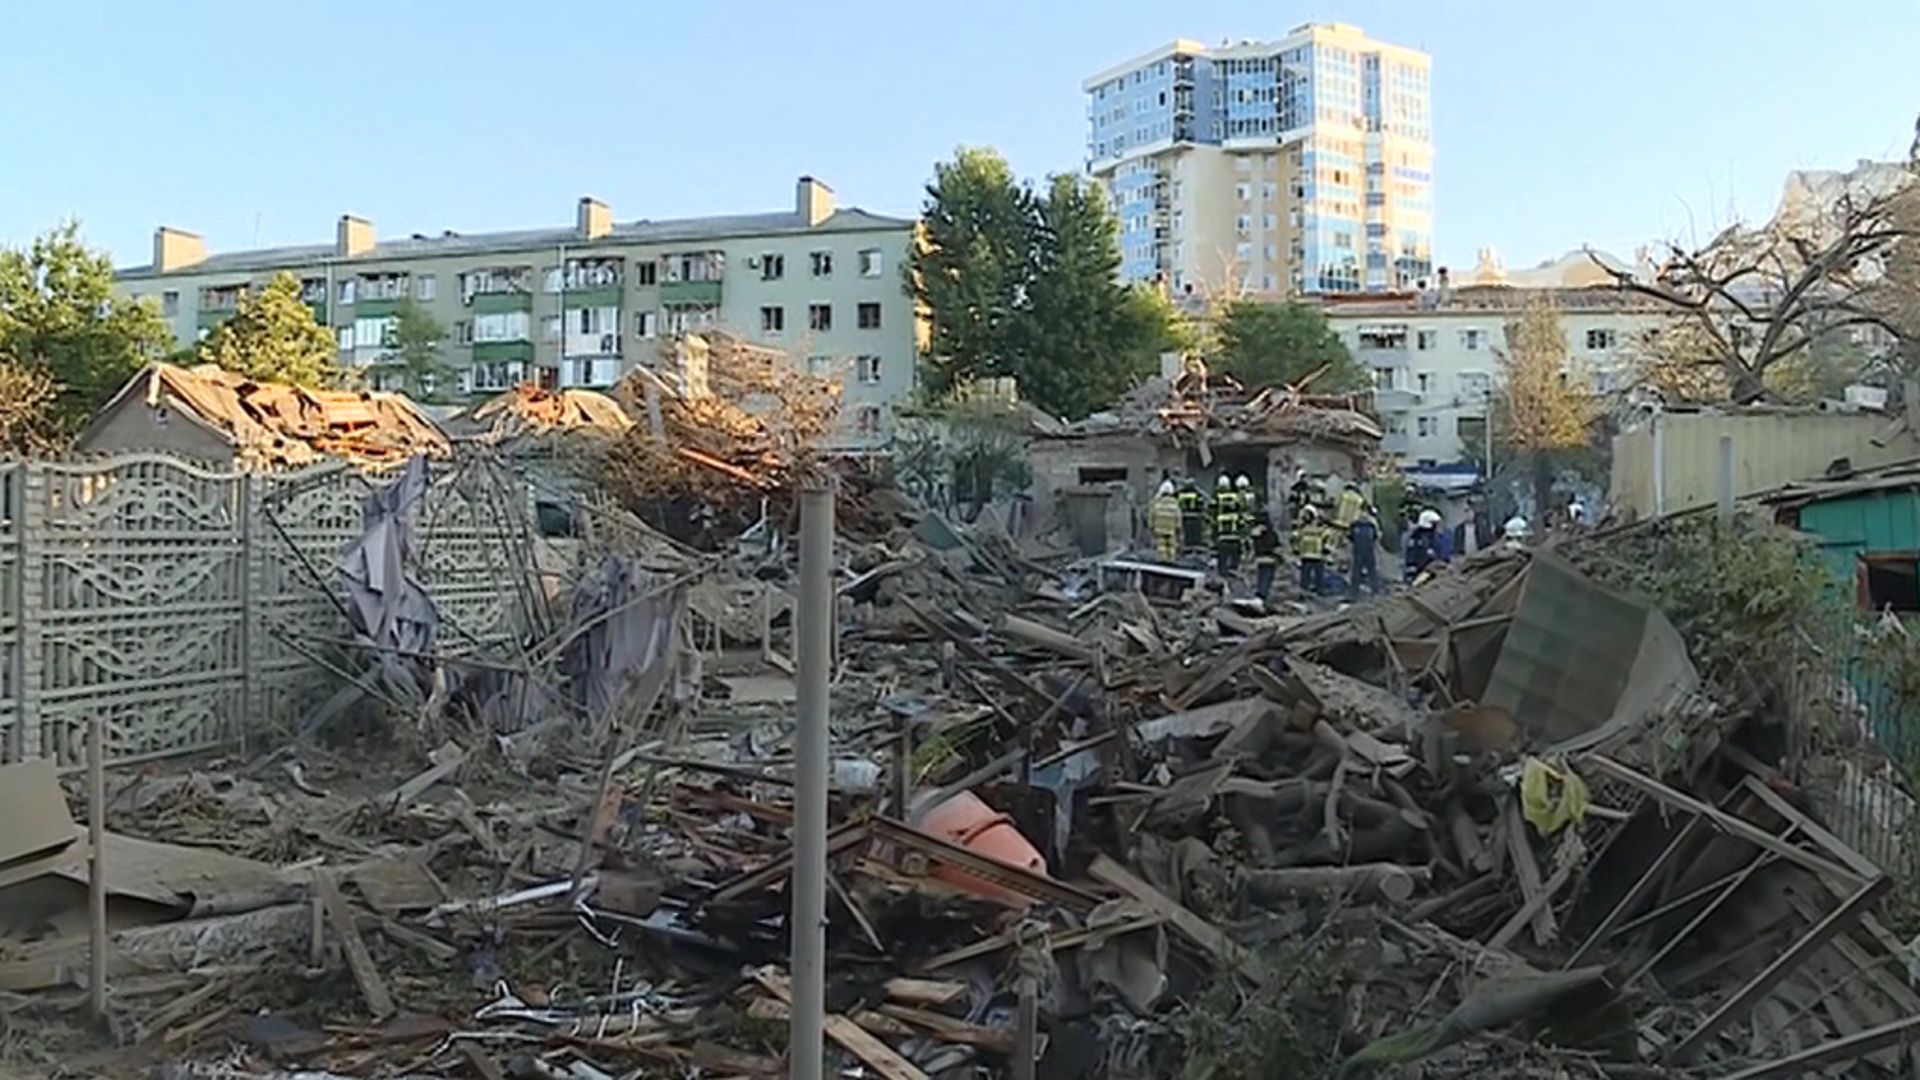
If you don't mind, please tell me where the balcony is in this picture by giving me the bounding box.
[661,279,723,307]
[1374,388,1419,412]
[1355,344,1410,369]
[472,291,533,315]
[472,341,535,364]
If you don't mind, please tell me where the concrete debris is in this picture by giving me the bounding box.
[3,478,1917,1080]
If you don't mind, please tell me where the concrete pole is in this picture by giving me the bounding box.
[790,485,834,1080]
[88,711,107,1020]
[1717,434,1735,523]
[1651,408,1667,518]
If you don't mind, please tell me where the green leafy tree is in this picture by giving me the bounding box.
[911,149,1191,419]
[1212,300,1365,391]
[376,297,454,402]
[199,271,344,388]
[0,221,172,440]
[910,148,1037,399]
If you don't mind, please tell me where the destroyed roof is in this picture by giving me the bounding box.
[85,363,449,468]
[454,384,634,444]
[1048,367,1382,446]
[1755,455,1920,508]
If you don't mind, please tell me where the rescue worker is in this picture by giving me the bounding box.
[1212,475,1242,574]
[1148,479,1182,560]
[1177,478,1206,555]
[1503,514,1532,550]
[1249,509,1282,601]
[1333,479,1366,532]
[1404,508,1444,581]
[1294,505,1330,595]
[1347,503,1381,600]
[1233,474,1256,556]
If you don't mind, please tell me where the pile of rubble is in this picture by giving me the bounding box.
[4,486,1919,1080]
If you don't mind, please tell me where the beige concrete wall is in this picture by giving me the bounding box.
[1610,412,1920,519]
[76,396,235,463]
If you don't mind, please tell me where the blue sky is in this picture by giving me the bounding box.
[2,1,1915,274]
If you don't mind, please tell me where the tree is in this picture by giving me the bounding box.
[0,222,172,440]
[376,298,454,402]
[910,148,1037,399]
[1595,159,1917,404]
[0,358,60,455]
[1495,297,1598,517]
[1019,174,1185,418]
[909,148,1191,419]
[199,272,344,388]
[1212,300,1366,391]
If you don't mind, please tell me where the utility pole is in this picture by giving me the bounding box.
[790,484,834,1080]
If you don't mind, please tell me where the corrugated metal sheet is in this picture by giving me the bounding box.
[1610,411,1920,519]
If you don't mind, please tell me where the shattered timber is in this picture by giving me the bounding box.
[5,384,1920,1078]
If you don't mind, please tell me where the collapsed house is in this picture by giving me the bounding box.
[75,363,449,469]
[1026,367,1382,553]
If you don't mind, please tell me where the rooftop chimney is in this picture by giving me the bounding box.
[337,215,375,258]
[152,227,206,273]
[577,197,611,240]
[797,176,835,227]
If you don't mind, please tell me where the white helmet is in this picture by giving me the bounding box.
[1504,515,1531,539]
[1157,480,1175,497]
[1418,509,1442,529]
[1216,475,1231,490]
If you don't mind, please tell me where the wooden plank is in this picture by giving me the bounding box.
[751,968,929,1080]
[1668,877,1889,1064]
[1089,854,1260,979]
[884,978,969,1007]
[1581,756,1866,886]
[1504,804,1557,945]
[1714,1014,1920,1080]
[315,870,395,1019]
[877,1003,1016,1053]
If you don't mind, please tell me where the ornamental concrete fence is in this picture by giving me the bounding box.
[0,453,536,768]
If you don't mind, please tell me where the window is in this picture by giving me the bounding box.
[1416,372,1431,394]
[1261,182,1276,200]
[470,361,525,393]
[1585,328,1618,350]
[856,355,881,384]
[759,253,784,280]
[857,302,882,329]
[339,279,356,304]
[1858,553,1920,613]
[337,327,352,351]
[1235,214,1252,234]
[809,303,832,332]
[1373,366,1397,390]
[1416,416,1434,437]
[807,355,833,376]
[1460,328,1484,350]
[635,261,657,286]
[415,275,436,301]
[1262,214,1277,230]
[811,250,834,277]
[454,320,473,345]
[636,310,657,338]
[856,405,883,435]
[761,305,785,333]
[859,249,883,277]
[475,311,531,342]
[161,290,180,317]
[1235,183,1250,201]
[1416,329,1437,350]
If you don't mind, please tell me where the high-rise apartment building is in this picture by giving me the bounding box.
[113,178,917,448]
[1084,23,1433,297]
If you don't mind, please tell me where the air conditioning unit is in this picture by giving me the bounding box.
[746,256,762,270]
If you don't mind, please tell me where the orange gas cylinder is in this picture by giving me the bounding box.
[911,790,1048,907]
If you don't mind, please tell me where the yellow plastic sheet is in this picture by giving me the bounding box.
[1520,757,1589,836]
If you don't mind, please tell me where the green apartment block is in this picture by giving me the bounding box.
[114,177,918,449]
